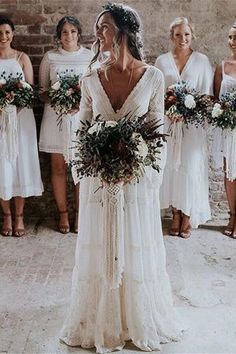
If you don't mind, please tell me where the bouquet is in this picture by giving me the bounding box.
[210,89,236,130]
[0,71,37,110]
[72,114,166,185]
[48,70,82,127]
[165,82,213,128]
[0,72,37,162]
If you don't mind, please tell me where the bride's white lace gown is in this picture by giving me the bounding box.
[60,66,183,353]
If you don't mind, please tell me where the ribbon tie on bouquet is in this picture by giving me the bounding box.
[102,182,125,289]
[0,104,18,162]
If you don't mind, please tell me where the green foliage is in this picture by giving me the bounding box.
[72,114,167,184]
[0,71,38,109]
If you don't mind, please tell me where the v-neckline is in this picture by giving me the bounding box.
[169,51,194,81]
[96,66,151,114]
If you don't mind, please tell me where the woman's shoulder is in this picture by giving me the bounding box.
[147,65,164,82]
[81,68,98,83]
[192,51,210,62]
[155,52,170,65]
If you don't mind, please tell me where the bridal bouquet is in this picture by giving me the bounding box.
[72,114,166,184]
[0,71,37,110]
[210,89,236,130]
[165,82,213,127]
[48,70,82,126]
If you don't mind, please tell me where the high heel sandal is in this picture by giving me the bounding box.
[180,214,191,239]
[170,210,182,236]
[1,212,12,237]
[58,210,70,234]
[224,212,235,237]
[231,218,236,239]
[14,214,25,237]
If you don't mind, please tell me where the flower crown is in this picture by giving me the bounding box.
[102,3,140,34]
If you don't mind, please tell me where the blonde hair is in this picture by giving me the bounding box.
[169,17,196,39]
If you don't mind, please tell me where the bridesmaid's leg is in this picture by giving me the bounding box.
[169,207,182,236]
[14,196,25,237]
[224,177,236,238]
[51,153,70,234]
[180,213,191,239]
[0,199,12,236]
[224,158,236,237]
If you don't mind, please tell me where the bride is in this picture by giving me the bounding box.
[60,3,183,353]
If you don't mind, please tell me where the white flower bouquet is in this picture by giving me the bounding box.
[0,71,37,110]
[210,89,236,130]
[165,82,213,127]
[48,70,82,126]
[72,114,166,184]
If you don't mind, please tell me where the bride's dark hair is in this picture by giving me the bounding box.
[89,3,144,71]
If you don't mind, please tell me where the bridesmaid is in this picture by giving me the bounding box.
[155,17,213,238]
[213,22,236,238]
[39,16,93,234]
[0,15,43,236]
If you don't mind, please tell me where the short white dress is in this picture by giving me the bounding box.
[155,51,213,228]
[0,56,43,200]
[212,61,236,181]
[60,66,183,353]
[39,46,93,162]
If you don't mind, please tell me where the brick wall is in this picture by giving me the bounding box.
[0,0,234,220]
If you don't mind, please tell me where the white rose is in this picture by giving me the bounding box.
[65,88,74,96]
[212,103,223,118]
[132,133,148,159]
[105,120,117,128]
[51,81,61,90]
[0,78,6,85]
[88,122,103,135]
[184,94,196,109]
[20,80,33,90]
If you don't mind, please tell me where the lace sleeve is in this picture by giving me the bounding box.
[71,78,93,184]
[146,69,167,189]
[39,52,50,92]
[77,78,93,127]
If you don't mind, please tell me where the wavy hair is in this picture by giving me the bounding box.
[89,3,144,74]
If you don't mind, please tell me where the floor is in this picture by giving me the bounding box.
[0,219,236,354]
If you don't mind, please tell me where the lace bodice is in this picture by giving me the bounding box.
[39,46,93,92]
[79,65,165,128]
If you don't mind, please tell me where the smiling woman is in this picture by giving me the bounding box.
[212,23,236,238]
[38,16,93,234]
[60,3,184,353]
[155,17,213,238]
[0,15,43,237]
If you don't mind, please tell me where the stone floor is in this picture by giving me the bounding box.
[0,219,236,354]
